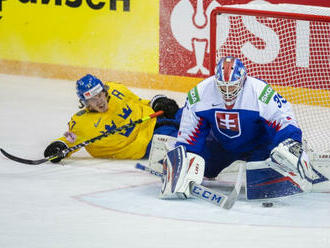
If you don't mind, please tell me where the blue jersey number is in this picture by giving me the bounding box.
[68,120,76,131]
[273,93,287,108]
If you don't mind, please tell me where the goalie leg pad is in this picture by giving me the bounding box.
[160,146,205,199]
[246,145,313,200]
[246,160,304,200]
[148,134,177,173]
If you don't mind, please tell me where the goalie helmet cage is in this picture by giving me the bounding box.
[209,7,330,154]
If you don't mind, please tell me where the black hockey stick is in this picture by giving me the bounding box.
[135,162,245,209]
[0,111,164,165]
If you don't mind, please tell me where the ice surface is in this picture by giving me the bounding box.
[0,74,330,248]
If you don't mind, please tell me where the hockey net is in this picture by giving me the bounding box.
[210,7,330,155]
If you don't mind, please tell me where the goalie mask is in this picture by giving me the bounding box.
[215,57,247,105]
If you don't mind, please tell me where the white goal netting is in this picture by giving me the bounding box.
[210,7,330,153]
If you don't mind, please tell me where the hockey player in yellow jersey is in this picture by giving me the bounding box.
[44,74,181,163]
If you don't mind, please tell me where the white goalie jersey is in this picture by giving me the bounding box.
[175,75,302,158]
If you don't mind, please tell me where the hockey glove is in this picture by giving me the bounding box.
[44,141,68,163]
[270,138,313,192]
[150,95,179,119]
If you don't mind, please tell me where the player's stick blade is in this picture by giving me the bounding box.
[0,148,48,165]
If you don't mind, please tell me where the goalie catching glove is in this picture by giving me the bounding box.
[270,138,313,192]
[160,145,205,199]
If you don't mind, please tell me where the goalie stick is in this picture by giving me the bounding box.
[135,162,245,210]
[0,111,164,165]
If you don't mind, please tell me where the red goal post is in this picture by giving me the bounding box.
[209,7,330,153]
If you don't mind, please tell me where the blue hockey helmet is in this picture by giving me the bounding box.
[76,74,105,103]
[215,56,247,104]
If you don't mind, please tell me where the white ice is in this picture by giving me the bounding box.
[0,74,330,248]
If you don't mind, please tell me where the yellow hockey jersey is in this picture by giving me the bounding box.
[57,82,156,159]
